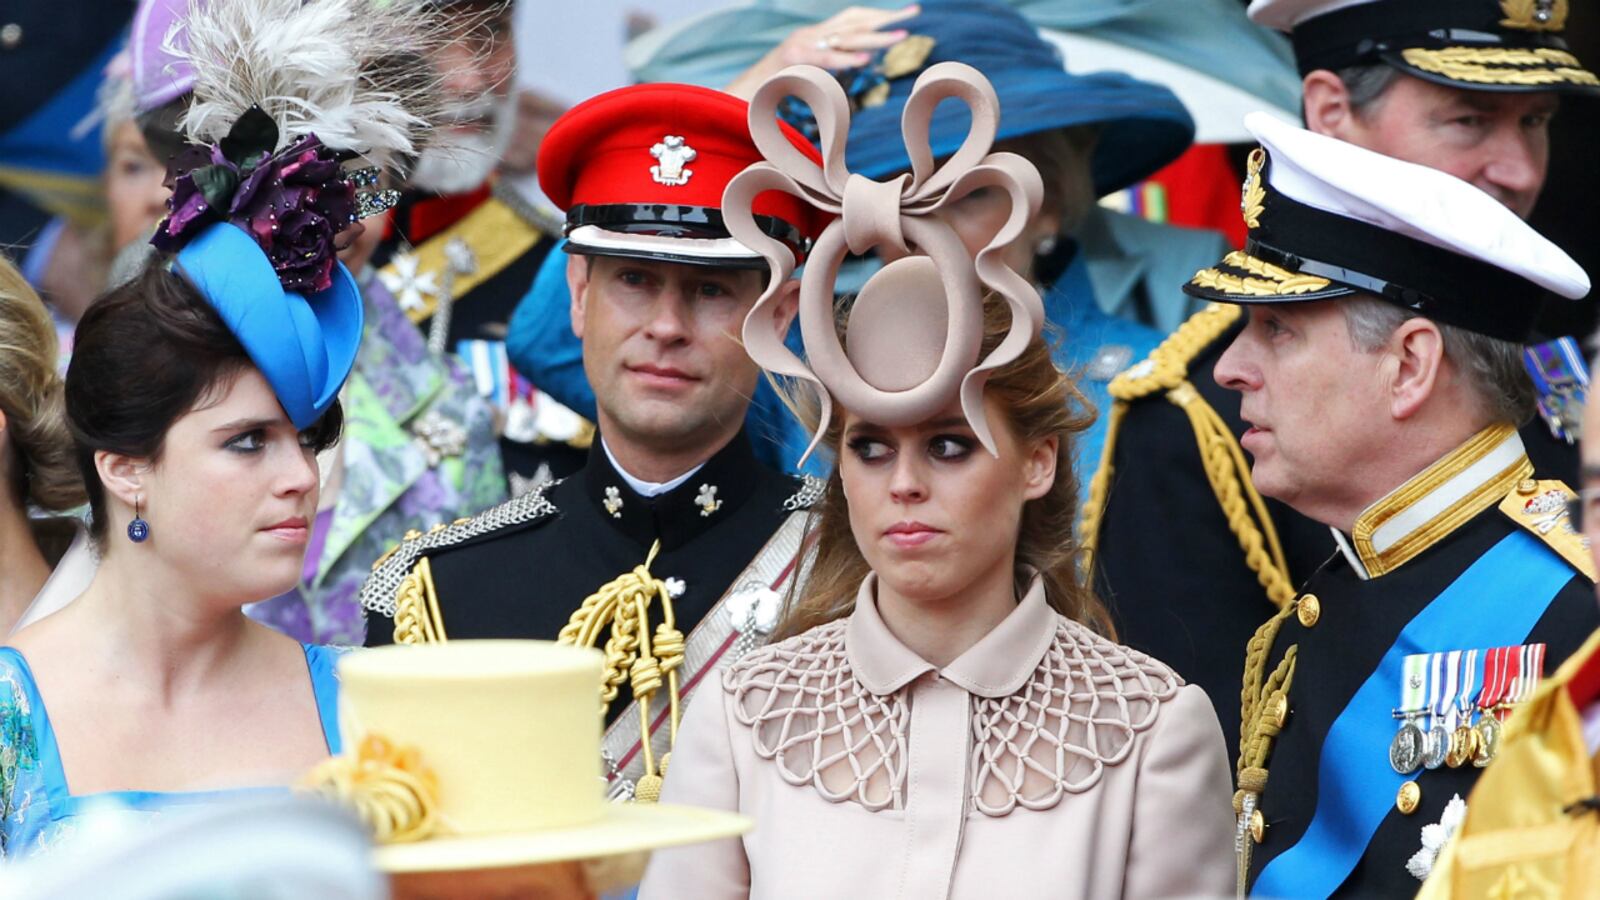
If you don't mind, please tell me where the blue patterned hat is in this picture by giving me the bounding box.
[823,0,1194,194]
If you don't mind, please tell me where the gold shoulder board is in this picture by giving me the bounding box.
[1499,479,1597,582]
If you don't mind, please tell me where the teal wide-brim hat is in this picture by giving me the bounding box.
[174,222,363,430]
[627,0,1196,197]
[835,0,1194,194]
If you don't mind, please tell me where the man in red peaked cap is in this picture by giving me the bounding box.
[362,83,829,801]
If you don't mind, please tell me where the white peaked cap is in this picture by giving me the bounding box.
[1244,111,1590,300]
[1248,0,1376,30]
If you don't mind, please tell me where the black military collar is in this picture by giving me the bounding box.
[581,431,765,552]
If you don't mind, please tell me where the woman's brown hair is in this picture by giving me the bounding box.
[0,258,87,514]
[772,292,1114,641]
[65,261,344,542]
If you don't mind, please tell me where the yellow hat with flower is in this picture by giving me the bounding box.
[301,641,749,875]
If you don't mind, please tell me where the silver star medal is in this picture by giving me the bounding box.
[380,251,438,313]
[1406,794,1466,881]
[410,410,468,467]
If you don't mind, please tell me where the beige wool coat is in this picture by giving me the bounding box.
[640,574,1236,899]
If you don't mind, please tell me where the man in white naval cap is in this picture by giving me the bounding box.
[1080,0,1597,769]
[1205,112,1597,896]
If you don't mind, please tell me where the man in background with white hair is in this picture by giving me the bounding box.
[372,0,592,487]
[1202,113,1598,897]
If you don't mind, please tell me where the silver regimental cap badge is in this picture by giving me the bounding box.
[650,135,697,186]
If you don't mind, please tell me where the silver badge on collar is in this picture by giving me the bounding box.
[650,135,697,186]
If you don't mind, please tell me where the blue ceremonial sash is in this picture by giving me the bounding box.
[1253,529,1574,898]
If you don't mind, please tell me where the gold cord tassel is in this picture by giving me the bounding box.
[557,540,686,802]
[1233,603,1300,896]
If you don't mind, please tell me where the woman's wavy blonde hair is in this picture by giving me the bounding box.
[0,258,86,514]
[772,291,1113,642]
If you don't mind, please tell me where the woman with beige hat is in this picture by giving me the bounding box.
[637,63,1235,899]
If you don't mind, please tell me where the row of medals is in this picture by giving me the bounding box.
[1388,704,1503,774]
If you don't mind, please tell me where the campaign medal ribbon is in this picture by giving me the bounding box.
[1446,649,1479,768]
[1518,644,1547,705]
[1474,646,1511,766]
[1390,654,1429,775]
[1422,651,1458,770]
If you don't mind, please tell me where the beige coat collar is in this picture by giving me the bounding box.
[847,572,1057,699]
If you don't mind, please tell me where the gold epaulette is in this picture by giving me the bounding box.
[1080,301,1297,611]
[1499,478,1598,582]
[383,196,545,324]
[1108,302,1243,402]
[358,481,561,635]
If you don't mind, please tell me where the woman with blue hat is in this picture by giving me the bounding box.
[0,0,434,857]
[506,0,1228,481]
[94,0,510,649]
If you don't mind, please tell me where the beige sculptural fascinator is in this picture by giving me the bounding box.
[722,62,1045,462]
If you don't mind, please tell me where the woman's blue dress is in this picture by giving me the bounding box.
[0,643,343,859]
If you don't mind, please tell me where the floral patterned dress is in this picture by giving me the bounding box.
[0,644,343,859]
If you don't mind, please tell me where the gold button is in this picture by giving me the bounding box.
[1518,478,1539,496]
[1249,809,1266,843]
[1297,594,1321,628]
[1264,694,1289,730]
[1397,780,1421,815]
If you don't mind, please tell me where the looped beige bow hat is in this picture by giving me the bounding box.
[722,62,1045,461]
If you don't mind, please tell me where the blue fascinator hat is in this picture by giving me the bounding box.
[174,223,363,430]
[825,0,1195,195]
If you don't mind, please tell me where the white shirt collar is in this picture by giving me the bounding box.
[601,439,703,499]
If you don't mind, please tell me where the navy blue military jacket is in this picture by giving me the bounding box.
[1089,304,1582,769]
[1240,425,1599,897]
[363,432,804,724]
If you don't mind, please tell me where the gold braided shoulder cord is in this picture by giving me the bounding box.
[1080,305,1243,558]
[1168,385,1297,609]
[1234,606,1299,895]
[557,540,686,803]
[1079,301,1295,624]
[392,556,448,645]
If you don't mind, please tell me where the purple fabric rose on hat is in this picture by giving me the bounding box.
[151,106,357,293]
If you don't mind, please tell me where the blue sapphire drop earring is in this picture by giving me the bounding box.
[127,497,150,543]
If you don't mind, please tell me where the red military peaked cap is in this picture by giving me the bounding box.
[538,82,829,268]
